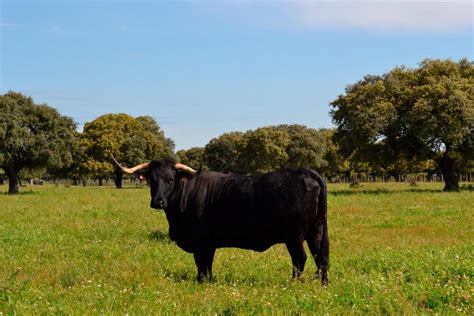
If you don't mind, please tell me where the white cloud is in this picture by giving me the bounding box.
[283,0,473,32]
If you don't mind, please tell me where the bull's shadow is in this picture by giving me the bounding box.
[148,229,170,242]
[163,269,194,282]
[329,188,442,196]
[119,186,147,190]
[162,269,295,285]
[162,270,315,286]
[3,190,38,195]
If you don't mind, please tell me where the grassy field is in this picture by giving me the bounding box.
[1,182,473,314]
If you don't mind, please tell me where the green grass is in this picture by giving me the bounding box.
[0,182,473,314]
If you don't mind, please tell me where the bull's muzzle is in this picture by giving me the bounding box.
[151,198,167,209]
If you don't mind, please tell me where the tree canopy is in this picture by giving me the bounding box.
[175,147,207,171]
[81,113,174,188]
[204,125,326,174]
[331,59,474,191]
[0,91,78,193]
[319,129,350,180]
[204,132,245,172]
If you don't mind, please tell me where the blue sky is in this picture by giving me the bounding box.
[1,0,472,150]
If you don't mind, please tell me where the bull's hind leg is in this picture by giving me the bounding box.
[286,239,307,278]
[307,223,329,286]
[194,248,216,282]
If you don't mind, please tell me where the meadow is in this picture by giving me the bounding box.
[0,182,472,314]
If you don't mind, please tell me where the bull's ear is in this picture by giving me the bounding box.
[304,177,319,192]
[134,169,149,180]
[176,169,193,183]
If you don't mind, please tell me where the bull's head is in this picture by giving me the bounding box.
[111,156,196,209]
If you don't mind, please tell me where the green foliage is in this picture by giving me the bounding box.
[239,127,291,173]
[81,114,174,183]
[280,125,327,169]
[331,58,474,190]
[136,116,175,160]
[320,129,439,181]
[320,129,351,179]
[0,183,472,313]
[204,132,245,172]
[175,147,207,170]
[204,125,326,174]
[47,130,83,180]
[0,91,78,193]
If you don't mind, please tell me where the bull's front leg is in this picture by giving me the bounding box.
[193,248,216,282]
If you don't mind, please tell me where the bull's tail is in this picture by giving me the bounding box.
[306,169,327,223]
[306,169,329,285]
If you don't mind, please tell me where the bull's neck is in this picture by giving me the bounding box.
[163,181,187,243]
[164,180,186,216]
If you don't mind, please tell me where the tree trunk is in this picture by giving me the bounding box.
[6,168,20,194]
[114,170,123,189]
[98,177,103,186]
[439,156,459,192]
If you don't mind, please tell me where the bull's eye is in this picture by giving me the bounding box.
[166,178,173,184]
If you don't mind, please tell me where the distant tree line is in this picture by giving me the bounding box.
[0,93,175,193]
[1,58,472,193]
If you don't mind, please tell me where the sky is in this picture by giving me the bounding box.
[1,0,472,150]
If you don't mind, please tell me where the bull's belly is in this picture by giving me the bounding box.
[215,240,283,252]
[212,228,287,252]
[170,213,309,253]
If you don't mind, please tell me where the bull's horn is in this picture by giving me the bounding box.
[111,155,149,174]
[175,163,197,175]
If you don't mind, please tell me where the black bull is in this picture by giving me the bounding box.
[118,159,329,285]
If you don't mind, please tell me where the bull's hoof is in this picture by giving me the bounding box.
[196,275,214,283]
[321,271,328,287]
[316,268,328,287]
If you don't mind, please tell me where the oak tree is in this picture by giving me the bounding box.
[0,92,77,194]
[204,125,326,174]
[176,147,207,171]
[331,59,473,191]
[81,113,174,188]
